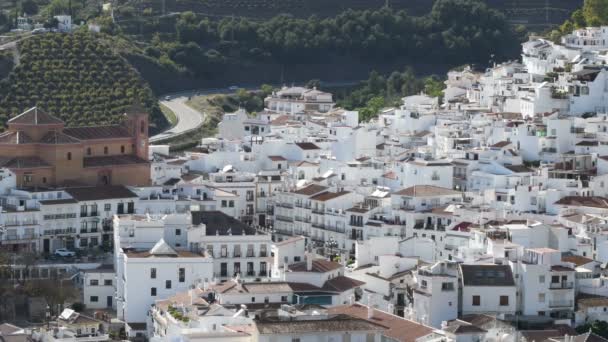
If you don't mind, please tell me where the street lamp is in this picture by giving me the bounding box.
[45,304,51,330]
[325,237,338,260]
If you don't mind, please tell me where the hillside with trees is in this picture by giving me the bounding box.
[0,33,168,132]
[111,0,525,93]
[549,0,608,40]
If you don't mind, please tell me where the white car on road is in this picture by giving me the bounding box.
[54,248,76,257]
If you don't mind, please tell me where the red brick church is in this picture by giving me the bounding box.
[0,106,151,187]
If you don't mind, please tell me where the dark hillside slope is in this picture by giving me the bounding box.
[117,0,581,25]
[0,33,168,132]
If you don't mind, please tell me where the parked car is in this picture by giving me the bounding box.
[228,85,239,91]
[164,95,171,101]
[54,248,76,257]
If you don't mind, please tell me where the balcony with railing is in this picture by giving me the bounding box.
[311,222,325,229]
[311,207,325,215]
[275,215,294,223]
[4,219,39,227]
[3,233,36,242]
[549,299,574,308]
[43,228,76,236]
[549,282,574,290]
[277,203,294,209]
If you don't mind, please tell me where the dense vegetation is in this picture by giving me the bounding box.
[161,0,521,73]
[549,0,608,40]
[0,33,168,131]
[334,68,445,121]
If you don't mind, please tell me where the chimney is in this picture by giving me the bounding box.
[306,252,313,271]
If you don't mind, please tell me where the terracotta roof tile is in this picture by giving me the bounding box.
[8,107,64,125]
[64,125,131,140]
[83,155,148,168]
[328,304,434,342]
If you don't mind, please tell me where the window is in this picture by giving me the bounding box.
[104,203,111,211]
[104,279,112,286]
[175,229,181,236]
[500,296,509,306]
[221,200,227,208]
[104,146,108,155]
[90,279,99,286]
[141,121,145,134]
[229,201,234,207]
[87,147,91,156]
[551,275,560,283]
[539,275,545,283]
[472,295,480,306]
[251,297,256,303]
[179,268,185,283]
[150,268,156,279]
[441,282,454,291]
[166,280,172,289]
[421,280,428,288]
[121,145,125,153]
[151,287,157,296]
[67,152,72,160]
[292,339,301,342]
[90,296,98,302]
[538,293,545,302]
[281,296,288,302]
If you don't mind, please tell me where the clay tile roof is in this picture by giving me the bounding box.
[382,171,398,180]
[554,196,608,209]
[293,184,328,196]
[573,332,608,342]
[562,255,595,266]
[288,259,342,273]
[83,155,149,168]
[490,141,511,148]
[576,140,599,146]
[460,264,515,287]
[64,125,131,140]
[65,185,137,201]
[0,156,51,169]
[309,191,350,202]
[256,315,386,335]
[8,107,64,125]
[322,276,365,292]
[328,304,434,342]
[39,131,81,144]
[0,131,33,144]
[393,185,461,197]
[443,321,487,334]
[504,164,533,173]
[270,115,289,126]
[295,142,320,150]
[578,297,608,307]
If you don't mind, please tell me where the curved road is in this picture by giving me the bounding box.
[150,81,360,143]
[150,96,205,143]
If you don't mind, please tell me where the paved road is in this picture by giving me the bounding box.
[150,81,361,143]
[150,96,205,143]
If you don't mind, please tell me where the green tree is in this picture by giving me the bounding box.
[21,0,39,15]
[576,321,608,338]
[359,96,385,122]
[424,76,445,98]
[583,0,608,26]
